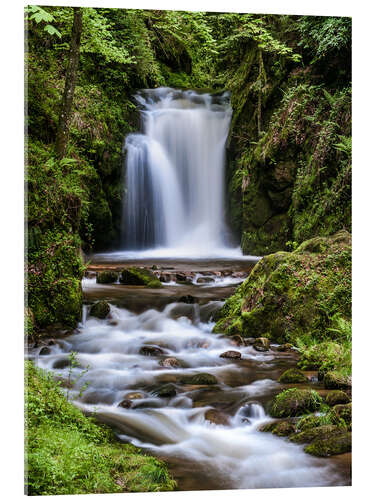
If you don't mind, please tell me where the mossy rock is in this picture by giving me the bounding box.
[325,390,350,406]
[290,424,339,444]
[328,403,352,430]
[181,373,218,385]
[96,271,118,284]
[253,337,270,352]
[304,431,352,457]
[269,388,322,418]
[90,300,110,319]
[278,368,308,384]
[151,384,177,398]
[296,414,324,431]
[259,420,296,436]
[323,371,352,390]
[120,267,162,288]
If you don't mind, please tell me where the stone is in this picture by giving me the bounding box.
[151,384,177,398]
[219,350,242,359]
[178,295,196,304]
[204,409,230,426]
[139,345,164,356]
[125,392,144,400]
[259,420,296,437]
[120,267,162,288]
[90,300,110,319]
[96,271,118,284]
[323,371,352,390]
[159,357,181,368]
[325,390,350,406]
[39,346,51,355]
[197,276,215,283]
[253,337,270,352]
[118,399,133,409]
[304,431,352,457]
[278,368,308,384]
[269,388,323,418]
[181,373,218,385]
[276,343,293,352]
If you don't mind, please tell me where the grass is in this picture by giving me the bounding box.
[25,361,176,495]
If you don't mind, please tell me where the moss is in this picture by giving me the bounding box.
[120,267,162,288]
[90,300,110,319]
[269,388,323,418]
[26,362,176,495]
[325,390,350,406]
[278,368,308,384]
[304,431,351,457]
[97,271,118,284]
[323,370,352,390]
[290,424,339,444]
[328,403,352,430]
[181,373,218,385]
[258,420,296,436]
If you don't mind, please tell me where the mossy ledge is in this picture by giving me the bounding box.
[25,361,176,495]
[213,231,351,347]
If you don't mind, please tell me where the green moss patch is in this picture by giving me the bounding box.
[120,267,162,288]
[269,388,322,418]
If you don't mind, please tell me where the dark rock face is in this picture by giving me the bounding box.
[139,345,164,356]
[204,409,230,426]
[219,350,242,359]
[96,271,118,284]
[278,368,308,384]
[90,300,110,319]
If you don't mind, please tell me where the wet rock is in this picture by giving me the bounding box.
[259,420,296,436]
[244,337,256,345]
[90,300,110,319]
[296,414,323,431]
[182,373,218,385]
[39,346,51,355]
[120,267,162,288]
[178,295,196,304]
[269,388,323,418]
[276,343,293,352]
[229,335,245,346]
[219,350,242,359]
[157,374,178,384]
[125,392,144,400]
[159,357,181,368]
[325,390,350,406]
[253,338,270,352]
[118,399,133,409]
[290,424,339,444]
[139,345,164,356]
[304,431,352,457]
[151,384,177,398]
[278,368,308,384]
[323,371,352,390]
[53,358,71,369]
[197,276,215,283]
[205,409,230,426]
[96,271,118,284]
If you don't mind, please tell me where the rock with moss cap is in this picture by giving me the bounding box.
[325,390,350,406]
[290,424,339,444]
[181,373,218,385]
[120,267,162,288]
[96,271,118,284]
[323,371,352,390]
[90,300,110,319]
[269,388,322,418]
[259,420,296,436]
[278,368,308,384]
[253,337,270,352]
[304,431,351,457]
[328,403,352,430]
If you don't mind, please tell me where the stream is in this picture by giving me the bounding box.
[28,256,351,490]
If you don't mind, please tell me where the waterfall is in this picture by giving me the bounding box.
[122,88,233,255]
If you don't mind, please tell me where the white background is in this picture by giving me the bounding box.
[1,0,373,498]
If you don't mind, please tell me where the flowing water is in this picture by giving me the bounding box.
[29,264,351,490]
[122,88,234,256]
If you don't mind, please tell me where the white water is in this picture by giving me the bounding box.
[33,303,343,489]
[122,88,234,257]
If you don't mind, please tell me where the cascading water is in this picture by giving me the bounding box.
[122,88,233,256]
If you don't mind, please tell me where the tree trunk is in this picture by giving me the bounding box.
[55,7,83,160]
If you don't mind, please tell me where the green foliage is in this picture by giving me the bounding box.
[26,5,62,38]
[25,362,176,495]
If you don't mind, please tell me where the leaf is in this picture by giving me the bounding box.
[44,25,62,38]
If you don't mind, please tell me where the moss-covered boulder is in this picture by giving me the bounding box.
[120,267,162,288]
[289,424,339,444]
[323,371,352,390]
[181,373,218,385]
[90,300,110,319]
[213,231,351,346]
[269,388,322,418]
[325,391,350,406]
[278,368,308,384]
[259,420,296,436]
[296,414,323,431]
[328,403,352,430]
[304,431,351,457]
[253,337,270,352]
[151,384,177,398]
[96,271,118,284]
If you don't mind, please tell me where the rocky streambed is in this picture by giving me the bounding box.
[27,257,351,490]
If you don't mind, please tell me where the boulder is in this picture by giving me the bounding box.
[253,337,270,352]
[197,276,215,284]
[276,343,293,352]
[96,271,118,284]
[259,420,296,437]
[325,390,350,406]
[159,357,181,368]
[125,392,144,400]
[290,424,339,444]
[328,403,352,430]
[204,409,230,426]
[90,300,110,319]
[219,350,242,359]
[139,345,164,356]
[118,399,133,409]
[181,373,218,385]
[278,368,308,384]
[323,371,352,390]
[120,267,162,288]
[304,431,351,457]
[151,384,177,398]
[39,346,51,356]
[269,388,322,418]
